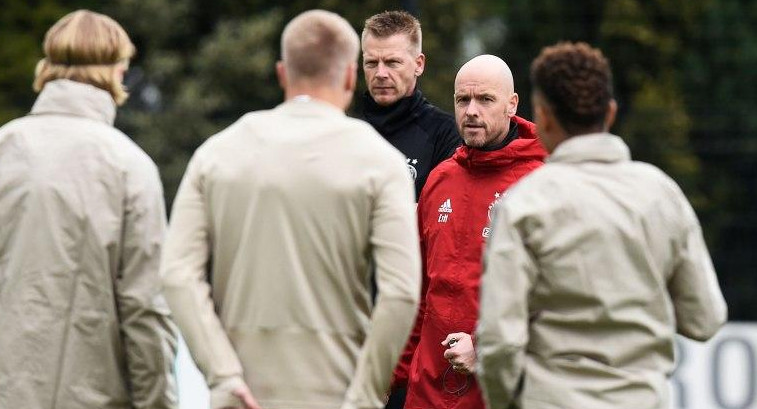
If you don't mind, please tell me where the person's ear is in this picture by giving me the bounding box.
[534,102,548,129]
[507,92,519,117]
[276,61,287,90]
[604,99,618,131]
[415,53,426,77]
[344,62,357,93]
[534,96,557,134]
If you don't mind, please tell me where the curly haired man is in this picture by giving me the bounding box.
[476,42,727,409]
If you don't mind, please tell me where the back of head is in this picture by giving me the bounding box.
[33,9,135,105]
[362,10,422,55]
[281,10,359,88]
[530,42,613,135]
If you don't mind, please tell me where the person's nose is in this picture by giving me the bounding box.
[465,100,479,117]
[376,62,389,78]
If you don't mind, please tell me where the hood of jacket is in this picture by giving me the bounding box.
[453,115,546,169]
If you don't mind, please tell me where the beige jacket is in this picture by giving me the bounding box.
[477,133,727,409]
[161,98,421,409]
[0,79,178,409]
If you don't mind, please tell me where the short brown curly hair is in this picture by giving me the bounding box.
[530,42,613,135]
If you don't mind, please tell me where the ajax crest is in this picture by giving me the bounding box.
[483,191,505,237]
[487,191,504,221]
[407,158,418,180]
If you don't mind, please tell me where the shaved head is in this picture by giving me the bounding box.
[281,10,359,87]
[453,54,519,149]
[455,54,514,96]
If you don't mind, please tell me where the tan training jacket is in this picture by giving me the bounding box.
[477,133,727,409]
[161,98,422,409]
[0,79,178,409]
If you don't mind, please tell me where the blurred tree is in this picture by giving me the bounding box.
[490,0,756,319]
[0,0,475,204]
[0,0,98,124]
[679,0,757,320]
[99,0,474,206]
[493,0,704,200]
[101,0,286,205]
[1,0,754,318]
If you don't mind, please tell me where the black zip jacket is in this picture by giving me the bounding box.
[362,89,462,200]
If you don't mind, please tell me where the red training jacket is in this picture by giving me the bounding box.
[395,116,546,409]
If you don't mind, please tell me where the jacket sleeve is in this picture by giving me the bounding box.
[342,155,422,409]
[118,159,178,409]
[475,202,538,409]
[669,199,728,341]
[160,153,247,409]
[390,199,430,390]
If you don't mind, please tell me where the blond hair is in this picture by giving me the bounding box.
[281,10,359,87]
[33,10,136,105]
[362,10,422,55]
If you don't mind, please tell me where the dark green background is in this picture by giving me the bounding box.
[2,0,754,319]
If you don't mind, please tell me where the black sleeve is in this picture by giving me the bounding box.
[432,116,462,167]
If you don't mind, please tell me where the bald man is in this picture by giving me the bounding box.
[393,55,546,409]
[161,10,421,409]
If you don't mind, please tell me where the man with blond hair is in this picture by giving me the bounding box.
[362,13,460,408]
[162,10,421,409]
[0,9,177,409]
[361,10,461,201]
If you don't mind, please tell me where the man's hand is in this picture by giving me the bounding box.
[221,384,262,409]
[442,332,476,374]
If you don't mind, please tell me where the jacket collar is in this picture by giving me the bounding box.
[275,96,345,117]
[361,88,425,134]
[547,133,631,164]
[30,79,117,125]
[453,116,547,169]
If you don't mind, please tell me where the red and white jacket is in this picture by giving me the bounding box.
[396,116,546,409]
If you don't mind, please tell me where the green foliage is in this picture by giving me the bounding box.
[104,0,476,207]
[488,0,707,223]
[1,0,755,318]
[677,0,757,319]
[0,1,76,123]
[490,0,757,319]
[193,11,284,118]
